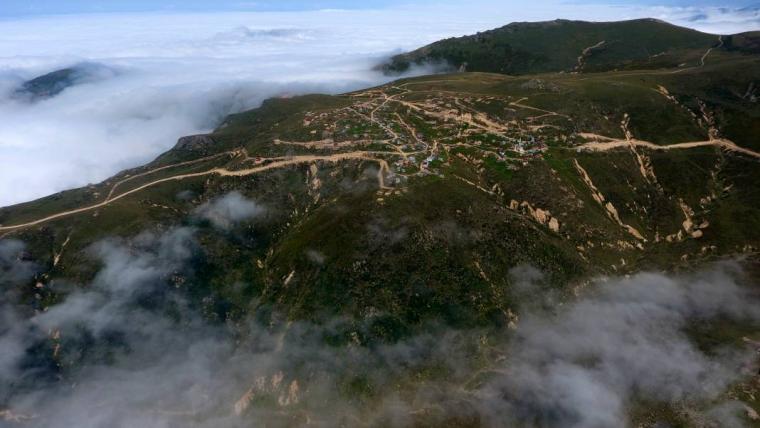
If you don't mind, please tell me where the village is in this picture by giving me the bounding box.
[293,88,553,182]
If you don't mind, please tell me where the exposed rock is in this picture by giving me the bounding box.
[0,409,35,423]
[507,308,519,330]
[746,405,760,421]
[510,200,561,232]
[234,388,255,416]
[533,208,549,224]
[574,159,645,242]
[278,381,300,406]
[173,134,216,152]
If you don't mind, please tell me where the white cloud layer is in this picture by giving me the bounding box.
[194,191,266,229]
[0,2,757,207]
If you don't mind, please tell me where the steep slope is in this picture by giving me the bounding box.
[381,18,725,75]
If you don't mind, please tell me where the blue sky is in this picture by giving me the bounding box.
[1,0,757,17]
[0,0,419,16]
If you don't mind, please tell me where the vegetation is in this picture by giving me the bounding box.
[381,18,722,75]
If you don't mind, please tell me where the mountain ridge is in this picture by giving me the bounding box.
[380,18,732,76]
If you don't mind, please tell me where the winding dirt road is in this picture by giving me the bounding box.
[576,134,760,159]
[105,150,242,201]
[0,151,397,232]
[700,35,724,67]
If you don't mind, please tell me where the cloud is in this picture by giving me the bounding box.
[0,239,38,287]
[1,223,759,427]
[0,227,457,426]
[0,239,38,396]
[476,261,760,427]
[0,227,218,426]
[0,4,758,207]
[305,249,326,265]
[367,216,409,246]
[193,191,266,229]
[212,26,317,43]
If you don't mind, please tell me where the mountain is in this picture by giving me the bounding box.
[724,31,760,54]
[12,62,116,101]
[2,19,760,427]
[380,18,732,75]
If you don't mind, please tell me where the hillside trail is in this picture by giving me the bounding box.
[361,85,516,139]
[349,107,401,144]
[274,137,393,150]
[105,150,243,201]
[393,112,428,150]
[576,133,760,159]
[347,103,411,158]
[370,91,404,122]
[700,35,724,67]
[392,96,512,137]
[574,40,606,72]
[509,97,570,119]
[0,151,398,232]
[575,36,726,80]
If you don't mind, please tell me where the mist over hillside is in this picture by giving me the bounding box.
[2,226,759,427]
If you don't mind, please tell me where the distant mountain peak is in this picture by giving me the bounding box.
[12,62,117,102]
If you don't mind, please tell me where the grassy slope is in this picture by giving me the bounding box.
[382,19,720,75]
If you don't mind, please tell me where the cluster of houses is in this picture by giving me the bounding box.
[302,96,553,180]
[393,156,417,170]
[502,135,549,155]
[392,154,441,173]
[421,155,439,169]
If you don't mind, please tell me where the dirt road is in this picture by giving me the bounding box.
[700,36,724,67]
[577,134,760,159]
[105,150,241,201]
[0,151,397,232]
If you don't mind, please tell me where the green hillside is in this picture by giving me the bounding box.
[381,19,724,75]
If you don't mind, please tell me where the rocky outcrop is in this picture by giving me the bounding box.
[172,134,216,152]
[574,159,645,242]
[234,371,301,416]
[510,200,561,232]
